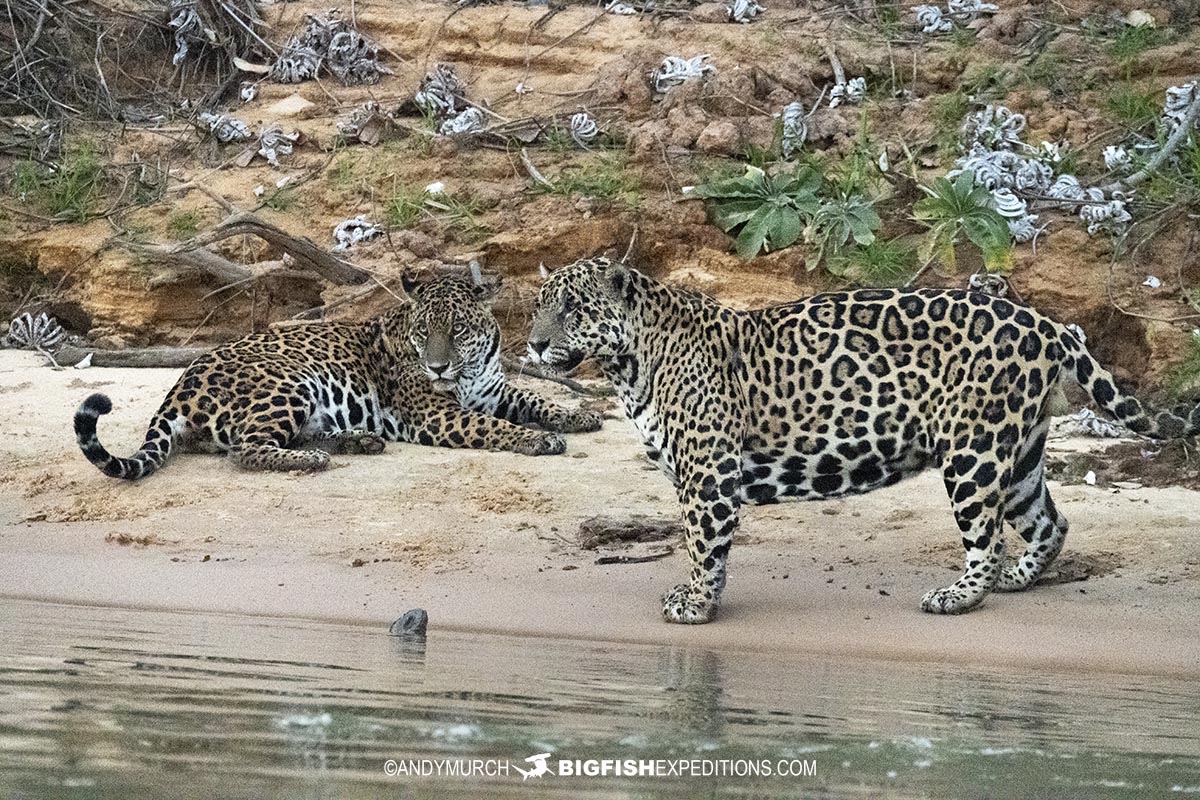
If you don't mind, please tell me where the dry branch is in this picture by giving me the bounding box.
[125,212,372,291]
[501,355,613,397]
[178,213,371,285]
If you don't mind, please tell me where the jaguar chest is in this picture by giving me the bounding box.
[627,399,677,480]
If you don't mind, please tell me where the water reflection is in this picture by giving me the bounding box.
[0,599,1198,799]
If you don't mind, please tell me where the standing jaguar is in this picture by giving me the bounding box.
[75,272,602,480]
[527,257,1200,623]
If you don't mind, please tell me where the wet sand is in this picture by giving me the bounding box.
[1,350,1198,677]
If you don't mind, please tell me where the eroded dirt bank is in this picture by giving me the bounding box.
[4,0,1200,394]
[1,350,1197,678]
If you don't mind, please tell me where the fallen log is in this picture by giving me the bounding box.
[125,212,371,291]
[53,345,209,369]
[500,355,613,397]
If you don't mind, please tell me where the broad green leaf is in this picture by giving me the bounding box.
[770,207,803,250]
[709,197,766,231]
[735,204,778,259]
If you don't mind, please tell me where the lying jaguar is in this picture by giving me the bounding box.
[528,257,1200,623]
[76,272,601,480]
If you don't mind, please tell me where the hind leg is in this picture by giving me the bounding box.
[228,399,329,472]
[230,430,331,472]
[921,449,1010,614]
[995,418,1069,591]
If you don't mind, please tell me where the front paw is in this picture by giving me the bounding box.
[546,409,603,434]
[919,584,985,615]
[515,431,567,456]
[662,584,718,624]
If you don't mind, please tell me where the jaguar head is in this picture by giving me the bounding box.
[527,257,633,373]
[402,270,501,394]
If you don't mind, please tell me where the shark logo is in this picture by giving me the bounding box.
[514,753,552,780]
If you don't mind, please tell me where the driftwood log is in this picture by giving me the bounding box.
[53,345,209,368]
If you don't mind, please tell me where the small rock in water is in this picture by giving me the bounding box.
[389,608,428,638]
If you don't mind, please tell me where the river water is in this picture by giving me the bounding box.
[1,598,1197,799]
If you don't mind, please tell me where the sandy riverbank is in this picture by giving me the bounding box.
[1,350,1198,677]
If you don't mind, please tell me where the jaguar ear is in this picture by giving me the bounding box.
[601,259,632,303]
[468,260,500,302]
[472,276,501,303]
[538,262,551,280]
[401,271,422,300]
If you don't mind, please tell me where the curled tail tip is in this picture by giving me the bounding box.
[80,393,113,416]
[83,393,112,412]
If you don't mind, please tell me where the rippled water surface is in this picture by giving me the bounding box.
[1,598,1198,799]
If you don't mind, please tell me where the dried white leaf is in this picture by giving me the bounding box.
[198,112,252,143]
[780,101,807,158]
[913,5,952,33]
[727,0,765,23]
[332,215,382,251]
[439,107,486,136]
[570,112,599,146]
[4,312,65,350]
[415,64,463,118]
[654,55,714,94]
[1103,145,1131,170]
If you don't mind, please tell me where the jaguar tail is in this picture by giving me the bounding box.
[75,393,179,480]
[1062,333,1200,440]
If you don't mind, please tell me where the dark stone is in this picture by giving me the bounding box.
[389,608,429,639]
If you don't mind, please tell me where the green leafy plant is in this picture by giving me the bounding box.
[11,143,105,221]
[385,183,427,228]
[1109,24,1165,74]
[46,142,103,221]
[9,160,42,200]
[913,171,1013,273]
[328,154,360,189]
[961,63,1012,103]
[693,165,822,259]
[931,89,970,153]
[385,182,491,240]
[804,194,880,269]
[262,187,298,212]
[548,155,642,208]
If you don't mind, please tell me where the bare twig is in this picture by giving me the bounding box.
[519,147,557,190]
[501,355,613,397]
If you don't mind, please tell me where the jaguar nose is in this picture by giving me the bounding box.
[427,361,451,377]
[529,339,550,357]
